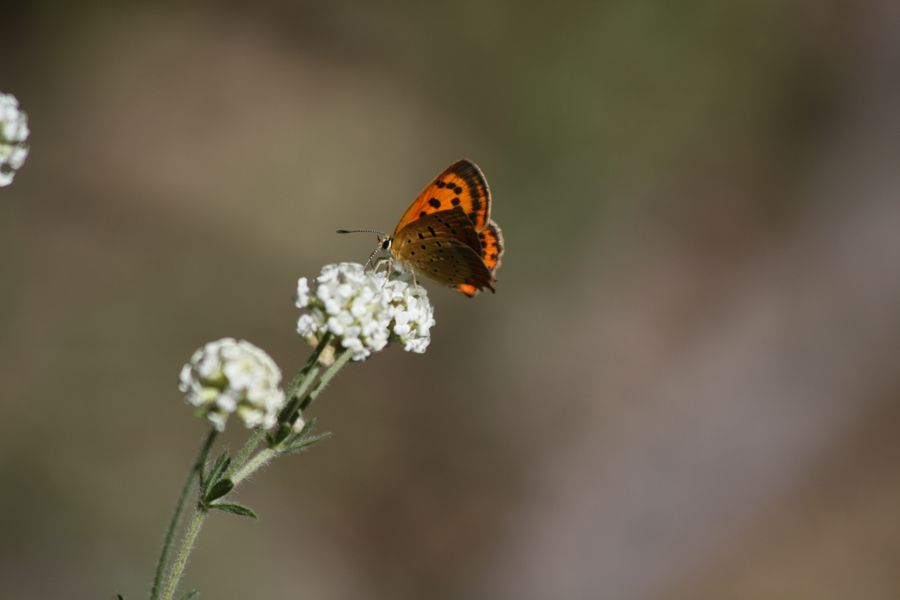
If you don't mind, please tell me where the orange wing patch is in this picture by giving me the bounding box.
[478,221,504,274]
[393,159,492,236]
[455,221,504,296]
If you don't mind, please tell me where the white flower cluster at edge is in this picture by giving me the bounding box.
[0,93,29,187]
[296,262,435,361]
[179,338,286,431]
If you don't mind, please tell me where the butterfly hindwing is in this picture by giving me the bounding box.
[392,209,494,294]
[454,220,503,296]
[477,220,504,274]
[393,160,492,236]
[397,237,494,291]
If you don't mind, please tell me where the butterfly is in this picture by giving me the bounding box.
[339,159,504,296]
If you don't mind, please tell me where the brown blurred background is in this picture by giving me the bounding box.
[2,1,900,598]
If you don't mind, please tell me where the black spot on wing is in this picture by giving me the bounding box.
[449,160,487,218]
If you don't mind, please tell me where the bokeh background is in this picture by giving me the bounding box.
[3,1,900,598]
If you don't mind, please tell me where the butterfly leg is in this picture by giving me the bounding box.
[380,256,394,289]
[364,246,382,272]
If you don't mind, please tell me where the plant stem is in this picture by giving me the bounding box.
[149,428,217,600]
[230,446,277,486]
[231,349,353,485]
[159,507,207,600]
[287,332,332,399]
[226,428,267,477]
[225,335,333,479]
[300,348,353,411]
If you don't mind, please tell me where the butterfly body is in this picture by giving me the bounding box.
[388,160,504,296]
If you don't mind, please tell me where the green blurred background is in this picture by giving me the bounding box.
[3,1,900,598]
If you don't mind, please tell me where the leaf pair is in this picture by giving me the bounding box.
[199,451,256,520]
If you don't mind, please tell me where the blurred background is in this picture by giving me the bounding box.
[2,1,900,598]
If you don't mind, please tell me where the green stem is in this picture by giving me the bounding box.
[225,334,333,479]
[150,428,217,600]
[230,446,277,486]
[159,508,207,600]
[225,428,267,478]
[287,332,332,399]
[300,348,353,411]
[232,349,353,485]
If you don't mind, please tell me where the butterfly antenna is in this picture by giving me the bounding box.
[336,228,386,236]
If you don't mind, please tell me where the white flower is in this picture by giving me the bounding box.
[384,279,435,354]
[0,93,29,187]
[295,263,435,360]
[179,338,286,431]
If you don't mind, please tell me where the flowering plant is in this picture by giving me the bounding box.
[135,263,434,600]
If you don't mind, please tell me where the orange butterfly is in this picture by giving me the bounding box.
[339,160,504,296]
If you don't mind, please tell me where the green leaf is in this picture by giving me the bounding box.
[209,502,258,519]
[202,452,231,495]
[281,431,332,454]
[116,595,125,599]
[203,478,234,503]
[180,591,199,600]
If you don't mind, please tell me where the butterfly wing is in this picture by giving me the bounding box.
[457,219,504,294]
[393,209,495,295]
[393,160,492,236]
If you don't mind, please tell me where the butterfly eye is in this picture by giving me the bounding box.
[381,238,392,250]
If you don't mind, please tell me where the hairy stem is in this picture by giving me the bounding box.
[149,428,217,600]
[230,446,277,486]
[300,348,353,411]
[225,334,333,479]
[232,349,354,485]
[159,508,207,600]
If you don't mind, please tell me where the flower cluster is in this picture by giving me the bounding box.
[179,338,286,431]
[383,279,435,354]
[296,262,435,361]
[0,93,29,187]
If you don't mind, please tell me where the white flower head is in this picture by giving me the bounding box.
[296,263,435,360]
[0,93,29,187]
[179,338,286,431]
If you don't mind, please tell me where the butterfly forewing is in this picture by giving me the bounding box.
[393,160,492,236]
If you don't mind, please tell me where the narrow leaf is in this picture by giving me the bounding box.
[180,591,199,600]
[202,452,231,495]
[209,502,258,519]
[203,478,234,503]
[281,432,332,454]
